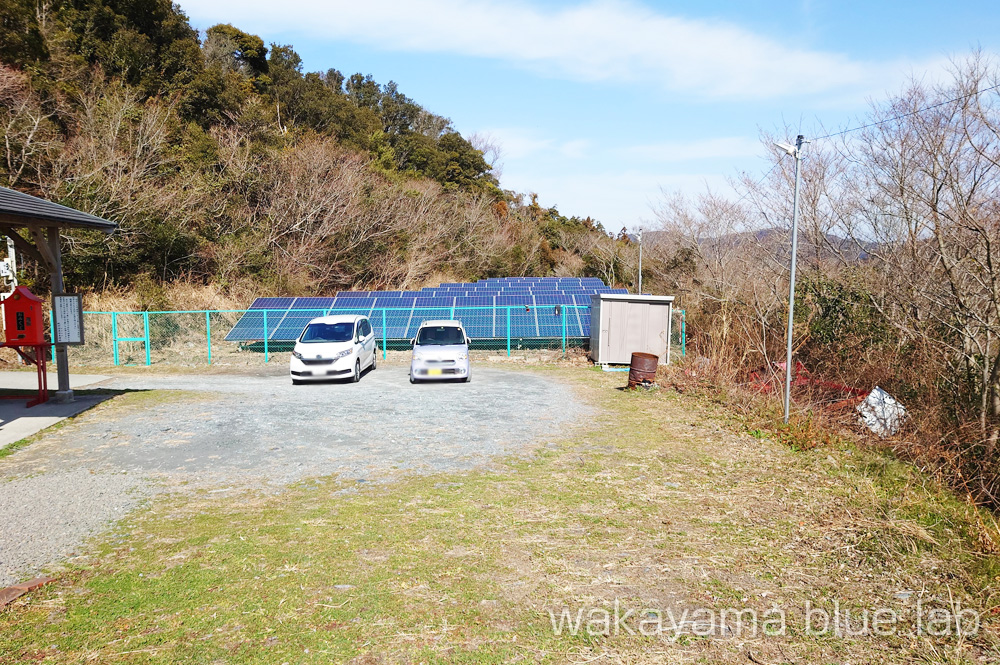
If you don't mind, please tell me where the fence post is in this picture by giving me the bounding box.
[681,310,686,357]
[506,306,511,357]
[142,311,151,366]
[205,311,212,365]
[111,312,120,366]
[561,306,567,356]
[381,308,387,360]
[263,309,269,363]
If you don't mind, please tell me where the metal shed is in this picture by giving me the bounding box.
[0,187,117,401]
[589,293,675,365]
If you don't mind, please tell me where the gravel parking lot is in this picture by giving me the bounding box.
[0,365,588,586]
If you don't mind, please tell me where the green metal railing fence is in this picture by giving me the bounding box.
[64,306,686,367]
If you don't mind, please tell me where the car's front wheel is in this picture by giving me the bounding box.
[351,359,361,383]
[371,349,377,370]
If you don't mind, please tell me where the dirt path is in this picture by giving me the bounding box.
[0,366,587,587]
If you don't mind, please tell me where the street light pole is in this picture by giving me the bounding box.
[637,227,643,294]
[780,135,806,424]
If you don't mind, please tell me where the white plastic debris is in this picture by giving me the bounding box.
[856,386,907,437]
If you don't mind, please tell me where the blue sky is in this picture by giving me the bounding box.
[177,0,1000,232]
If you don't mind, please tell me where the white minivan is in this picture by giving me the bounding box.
[409,320,471,383]
[289,315,377,384]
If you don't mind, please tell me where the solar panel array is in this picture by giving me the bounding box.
[225,277,627,342]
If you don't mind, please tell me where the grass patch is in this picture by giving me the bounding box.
[0,369,997,663]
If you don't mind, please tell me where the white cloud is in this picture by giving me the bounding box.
[483,127,590,161]
[500,168,732,228]
[177,0,940,100]
[482,128,553,160]
[558,139,590,160]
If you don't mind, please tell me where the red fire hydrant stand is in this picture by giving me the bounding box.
[0,343,49,407]
[1,287,51,407]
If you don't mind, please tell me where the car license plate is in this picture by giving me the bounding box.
[427,368,442,376]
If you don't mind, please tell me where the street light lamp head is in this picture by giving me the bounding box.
[775,142,797,157]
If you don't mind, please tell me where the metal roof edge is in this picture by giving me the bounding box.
[0,187,117,233]
[591,293,675,303]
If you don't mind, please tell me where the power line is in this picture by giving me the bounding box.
[811,81,1000,141]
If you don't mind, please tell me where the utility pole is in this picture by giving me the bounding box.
[637,227,643,294]
[777,135,807,424]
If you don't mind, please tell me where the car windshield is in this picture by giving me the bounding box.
[300,321,354,343]
[416,326,465,346]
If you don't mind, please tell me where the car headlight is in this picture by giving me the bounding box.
[412,352,423,361]
[292,350,303,360]
[457,353,467,360]
[333,349,352,360]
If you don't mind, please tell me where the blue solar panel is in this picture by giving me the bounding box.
[273,309,326,340]
[292,297,335,310]
[503,301,538,337]
[330,298,375,314]
[537,307,564,337]
[497,295,533,306]
[407,309,453,336]
[567,307,585,337]
[415,296,452,307]
[375,296,412,308]
[535,294,575,305]
[249,297,295,310]
[225,310,267,341]
[459,308,494,338]
[510,320,538,337]
[375,307,411,339]
[228,277,606,342]
[244,310,286,340]
[455,296,494,307]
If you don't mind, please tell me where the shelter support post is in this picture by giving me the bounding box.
[43,227,72,402]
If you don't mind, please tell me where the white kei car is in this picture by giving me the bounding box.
[409,320,471,383]
[289,315,378,384]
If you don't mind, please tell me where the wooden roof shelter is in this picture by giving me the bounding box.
[0,186,117,401]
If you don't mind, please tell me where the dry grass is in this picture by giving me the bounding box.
[1,366,998,663]
[83,281,248,312]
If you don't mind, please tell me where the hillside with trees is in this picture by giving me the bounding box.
[0,0,635,298]
[649,56,1000,514]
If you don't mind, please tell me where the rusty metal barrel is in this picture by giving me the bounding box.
[627,352,659,388]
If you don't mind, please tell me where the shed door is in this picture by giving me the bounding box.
[603,300,624,363]
[624,302,649,362]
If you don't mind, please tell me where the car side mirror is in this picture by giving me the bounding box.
[466,337,472,345]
